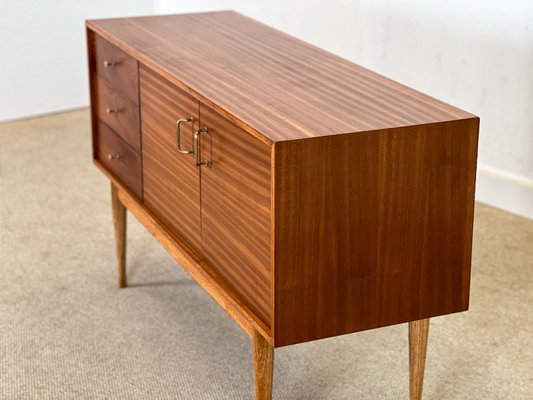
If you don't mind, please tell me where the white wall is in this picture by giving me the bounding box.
[157,0,533,219]
[0,0,154,122]
[1,1,532,219]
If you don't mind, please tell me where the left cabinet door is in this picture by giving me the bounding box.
[140,65,202,249]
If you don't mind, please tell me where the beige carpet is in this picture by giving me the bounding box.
[0,109,532,399]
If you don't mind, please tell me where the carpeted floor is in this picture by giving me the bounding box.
[0,109,532,399]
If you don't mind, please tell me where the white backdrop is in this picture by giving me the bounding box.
[1,0,532,218]
[0,0,153,122]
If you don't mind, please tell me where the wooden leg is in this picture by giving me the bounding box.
[253,330,274,400]
[409,318,430,400]
[111,183,127,288]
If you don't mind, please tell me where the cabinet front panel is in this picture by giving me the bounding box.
[95,77,140,152]
[95,120,142,199]
[199,105,272,327]
[140,65,201,248]
[92,34,139,104]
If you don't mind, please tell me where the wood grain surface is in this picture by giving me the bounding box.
[87,13,479,353]
[253,330,274,400]
[86,12,475,144]
[94,77,140,151]
[140,65,202,249]
[273,118,479,346]
[199,105,273,327]
[111,183,127,288]
[409,319,430,400]
[95,120,142,199]
[91,33,139,103]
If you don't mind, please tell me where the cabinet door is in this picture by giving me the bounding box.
[140,65,201,248]
[199,105,273,327]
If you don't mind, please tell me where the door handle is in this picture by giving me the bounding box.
[193,126,210,167]
[176,117,194,155]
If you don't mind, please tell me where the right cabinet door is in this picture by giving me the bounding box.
[199,105,273,328]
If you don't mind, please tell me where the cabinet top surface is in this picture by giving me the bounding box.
[87,11,475,143]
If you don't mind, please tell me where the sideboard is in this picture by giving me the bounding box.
[86,11,479,399]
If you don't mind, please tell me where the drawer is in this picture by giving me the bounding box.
[95,77,140,152]
[92,34,139,103]
[95,120,142,199]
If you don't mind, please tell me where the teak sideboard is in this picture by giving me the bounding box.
[86,11,479,400]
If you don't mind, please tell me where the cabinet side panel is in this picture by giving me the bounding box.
[274,118,479,346]
[86,28,98,160]
[200,105,273,327]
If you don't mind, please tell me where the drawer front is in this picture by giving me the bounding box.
[199,105,272,327]
[93,34,139,104]
[95,120,142,199]
[95,77,140,152]
[140,65,201,248]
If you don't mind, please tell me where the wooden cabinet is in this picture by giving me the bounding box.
[86,11,479,400]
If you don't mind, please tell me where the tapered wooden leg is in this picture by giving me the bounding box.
[111,183,127,288]
[409,318,430,400]
[253,330,274,400]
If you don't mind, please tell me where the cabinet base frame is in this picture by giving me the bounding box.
[108,177,430,400]
[409,318,430,400]
[111,183,127,288]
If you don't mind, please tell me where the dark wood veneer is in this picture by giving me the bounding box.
[87,11,479,399]
[140,65,202,249]
[200,105,273,327]
[95,77,140,152]
[273,119,479,346]
[86,11,474,144]
[95,120,142,199]
[91,33,139,104]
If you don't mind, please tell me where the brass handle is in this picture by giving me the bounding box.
[104,60,118,68]
[194,126,210,167]
[176,117,194,155]
[106,108,120,115]
[107,154,120,160]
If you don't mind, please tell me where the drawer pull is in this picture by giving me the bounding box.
[107,154,120,161]
[103,60,119,68]
[194,126,210,167]
[106,108,121,115]
[176,117,194,155]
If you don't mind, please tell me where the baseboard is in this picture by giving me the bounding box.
[0,105,89,124]
[476,164,533,220]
